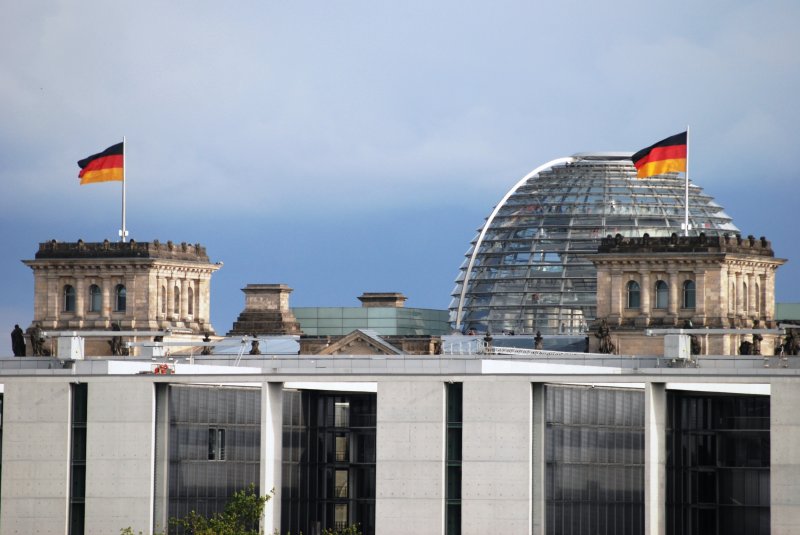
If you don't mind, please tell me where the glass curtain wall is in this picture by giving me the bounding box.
[282,390,377,535]
[451,155,738,335]
[666,392,770,535]
[166,385,261,528]
[545,384,645,535]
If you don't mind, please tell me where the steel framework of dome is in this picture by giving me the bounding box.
[449,153,739,335]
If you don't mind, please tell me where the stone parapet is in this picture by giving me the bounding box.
[34,239,210,262]
[598,233,776,257]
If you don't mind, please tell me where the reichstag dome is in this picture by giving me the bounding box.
[449,153,739,335]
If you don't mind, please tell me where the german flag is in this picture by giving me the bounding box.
[77,142,124,185]
[631,132,687,179]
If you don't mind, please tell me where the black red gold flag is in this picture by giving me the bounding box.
[631,132,687,179]
[77,142,124,185]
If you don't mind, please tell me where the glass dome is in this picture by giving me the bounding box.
[449,153,739,335]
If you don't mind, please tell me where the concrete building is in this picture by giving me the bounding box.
[0,348,798,535]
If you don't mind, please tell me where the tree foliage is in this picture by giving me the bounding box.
[170,484,269,535]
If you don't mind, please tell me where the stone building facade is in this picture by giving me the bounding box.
[23,239,221,355]
[589,233,785,356]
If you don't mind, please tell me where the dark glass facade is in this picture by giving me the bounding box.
[282,390,376,535]
[545,385,645,535]
[666,392,770,535]
[166,385,261,527]
[446,383,463,535]
[69,383,87,535]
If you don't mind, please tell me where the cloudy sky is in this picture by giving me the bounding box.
[1,0,798,351]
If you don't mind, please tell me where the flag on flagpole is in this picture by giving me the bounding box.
[77,142,124,185]
[631,132,687,179]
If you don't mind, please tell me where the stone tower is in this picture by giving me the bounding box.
[23,239,221,354]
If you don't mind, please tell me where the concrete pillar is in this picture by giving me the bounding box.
[84,380,156,534]
[260,382,284,535]
[770,379,800,534]
[0,382,71,533]
[644,382,667,535]
[376,380,445,535]
[462,380,532,534]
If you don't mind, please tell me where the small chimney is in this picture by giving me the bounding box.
[357,292,407,308]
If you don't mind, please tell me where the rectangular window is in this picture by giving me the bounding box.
[335,435,348,462]
[69,383,88,535]
[334,402,350,427]
[208,428,226,461]
[446,383,463,535]
[335,469,348,498]
[334,503,348,530]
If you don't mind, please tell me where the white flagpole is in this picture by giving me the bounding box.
[121,136,127,243]
[683,126,690,237]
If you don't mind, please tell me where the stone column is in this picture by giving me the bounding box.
[75,276,85,321]
[46,274,59,323]
[608,268,623,325]
[180,277,190,322]
[645,382,667,535]
[197,276,210,325]
[166,278,175,321]
[694,271,706,325]
[748,272,757,320]
[667,269,679,318]
[765,270,776,322]
[260,382,284,535]
[736,270,744,321]
[101,275,111,321]
[639,270,651,326]
[596,268,611,320]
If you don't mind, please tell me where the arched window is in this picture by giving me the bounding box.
[682,280,696,309]
[626,281,640,309]
[161,286,166,314]
[63,285,75,312]
[187,286,194,315]
[655,280,669,309]
[115,284,126,312]
[88,284,101,312]
[174,286,180,315]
